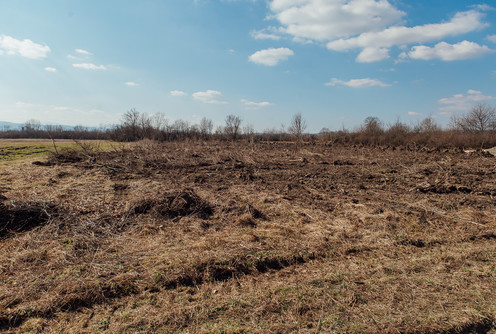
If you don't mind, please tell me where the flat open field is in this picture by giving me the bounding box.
[0,139,121,162]
[0,140,495,333]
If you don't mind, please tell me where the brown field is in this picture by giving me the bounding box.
[0,140,495,333]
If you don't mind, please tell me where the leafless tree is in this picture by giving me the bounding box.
[415,117,440,133]
[224,114,242,140]
[452,103,496,133]
[288,113,307,140]
[121,108,142,140]
[151,113,168,132]
[199,117,213,137]
[361,116,383,134]
[24,119,42,132]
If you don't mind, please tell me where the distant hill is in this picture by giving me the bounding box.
[0,121,100,131]
[0,121,23,130]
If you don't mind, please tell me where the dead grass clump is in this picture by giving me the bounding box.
[237,213,256,227]
[0,203,53,237]
[131,189,213,220]
[48,149,87,164]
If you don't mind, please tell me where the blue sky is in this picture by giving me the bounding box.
[0,0,495,132]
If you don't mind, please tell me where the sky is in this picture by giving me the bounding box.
[0,0,495,132]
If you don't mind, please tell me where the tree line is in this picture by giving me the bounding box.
[1,104,495,148]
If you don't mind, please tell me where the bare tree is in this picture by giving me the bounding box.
[24,119,42,132]
[452,103,496,133]
[121,108,142,140]
[415,117,439,133]
[199,117,213,138]
[151,113,168,132]
[288,113,307,140]
[361,116,383,134]
[224,114,242,140]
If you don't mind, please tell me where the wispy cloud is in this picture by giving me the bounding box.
[170,90,188,97]
[241,99,273,109]
[325,78,390,88]
[72,63,107,70]
[438,89,495,111]
[249,48,294,66]
[192,90,228,104]
[15,101,36,108]
[75,48,93,56]
[11,102,119,126]
[44,67,57,72]
[488,34,496,43]
[124,81,138,87]
[408,111,423,116]
[0,34,50,59]
[251,28,281,40]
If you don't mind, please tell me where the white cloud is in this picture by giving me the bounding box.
[407,41,492,61]
[488,34,496,43]
[408,111,423,116]
[44,67,57,72]
[356,47,390,63]
[265,2,490,63]
[269,0,405,41]
[325,78,390,88]
[124,81,138,86]
[0,34,50,59]
[72,63,107,70]
[249,47,294,66]
[241,99,273,109]
[192,90,228,104]
[170,90,188,97]
[75,48,93,56]
[438,89,495,111]
[326,10,487,52]
[251,28,281,40]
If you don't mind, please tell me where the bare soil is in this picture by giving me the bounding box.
[0,140,495,333]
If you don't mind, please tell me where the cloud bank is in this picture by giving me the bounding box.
[263,1,491,62]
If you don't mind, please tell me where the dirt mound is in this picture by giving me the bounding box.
[0,203,52,237]
[132,189,213,220]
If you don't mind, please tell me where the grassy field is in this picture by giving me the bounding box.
[0,139,123,162]
[0,139,495,333]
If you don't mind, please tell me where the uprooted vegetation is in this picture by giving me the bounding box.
[0,140,495,333]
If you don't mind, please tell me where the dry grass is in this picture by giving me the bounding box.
[0,140,495,333]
